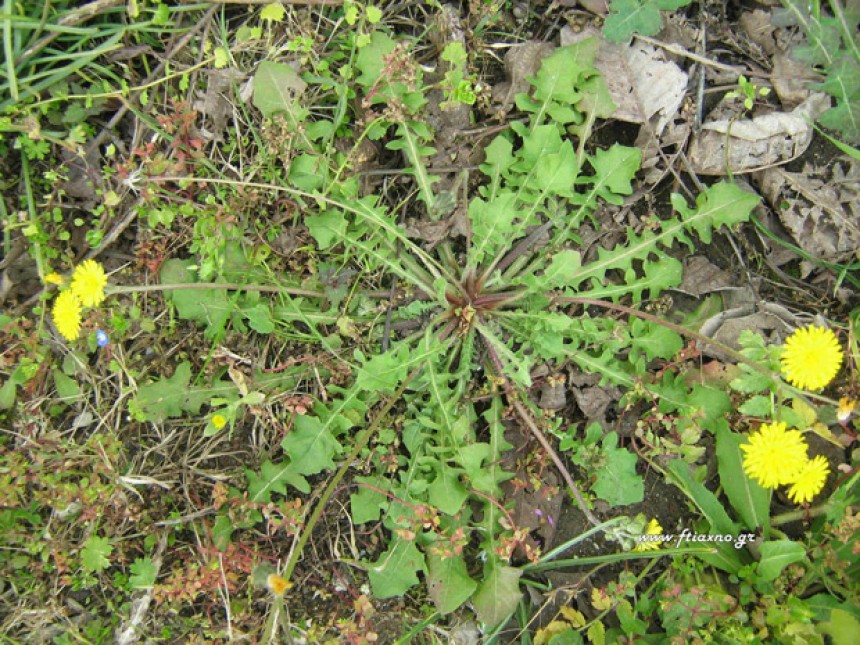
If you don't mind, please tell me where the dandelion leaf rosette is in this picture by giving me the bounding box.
[241,34,762,620]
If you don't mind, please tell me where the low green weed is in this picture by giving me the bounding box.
[232,25,854,635]
[155,34,765,626]
[3,2,858,641]
[726,75,772,113]
[603,0,695,43]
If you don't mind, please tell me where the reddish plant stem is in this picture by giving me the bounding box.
[468,487,517,530]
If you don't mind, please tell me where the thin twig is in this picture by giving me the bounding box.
[478,325,601,528]
[154,507,216,526]
[382,278,397,352]
[218,553,233,641]
[511,397,601,528]
[85,196,143,261]
[633,33,746,75]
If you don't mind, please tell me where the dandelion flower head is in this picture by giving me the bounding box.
[70,260,108,307]
[266,573,291,596]
[52,290,82,341]
[633,518,664,552]
[44,272,64,286]
[741,421,809,489]
[786,455,830,504]
[780,325,842,391]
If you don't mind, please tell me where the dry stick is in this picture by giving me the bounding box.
[107,282,325,298]
[115,530,168,645]
[633,33,746,75]
[282,367,420,583]
[512,398,601,528]
[381,278,398,352]
[479,328,602,528]
[85,197,144,262]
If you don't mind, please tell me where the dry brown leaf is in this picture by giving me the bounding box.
[538,380,566,410]
[739,10,777,55]
[687,93,829,175]
[771,51,815,109]
[758,159,860,263]
[560,27,688,135]
[678,256,734,296]
[571,385,616,421]
[404,218,452,246]
[193,69,246,142]
[711,311,787,350]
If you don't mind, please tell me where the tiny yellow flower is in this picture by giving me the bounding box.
[266,573,292,596]
[633,518,664,552]
[44,272,64,285]
[52,290,83,341]
[837,397,856,424]
[741,421,809,489]
[786,455,830,504]
[70,260,108,307]
[211,414,228,430]
[780,325,843,391]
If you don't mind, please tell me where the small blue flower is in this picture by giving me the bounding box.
[96,330,109,347]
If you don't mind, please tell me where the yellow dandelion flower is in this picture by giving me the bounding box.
[211,414,228,430]
[780,325,843,391]
[633,518,664,552]
[70,260,108,307]
[740,421,809,489]
[52,290,83,341]
[266,573,292,596]
[786,455,830,504]
[44,272,64,285]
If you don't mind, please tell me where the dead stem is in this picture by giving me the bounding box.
[107,283,326,298]
[479,326,602,528]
